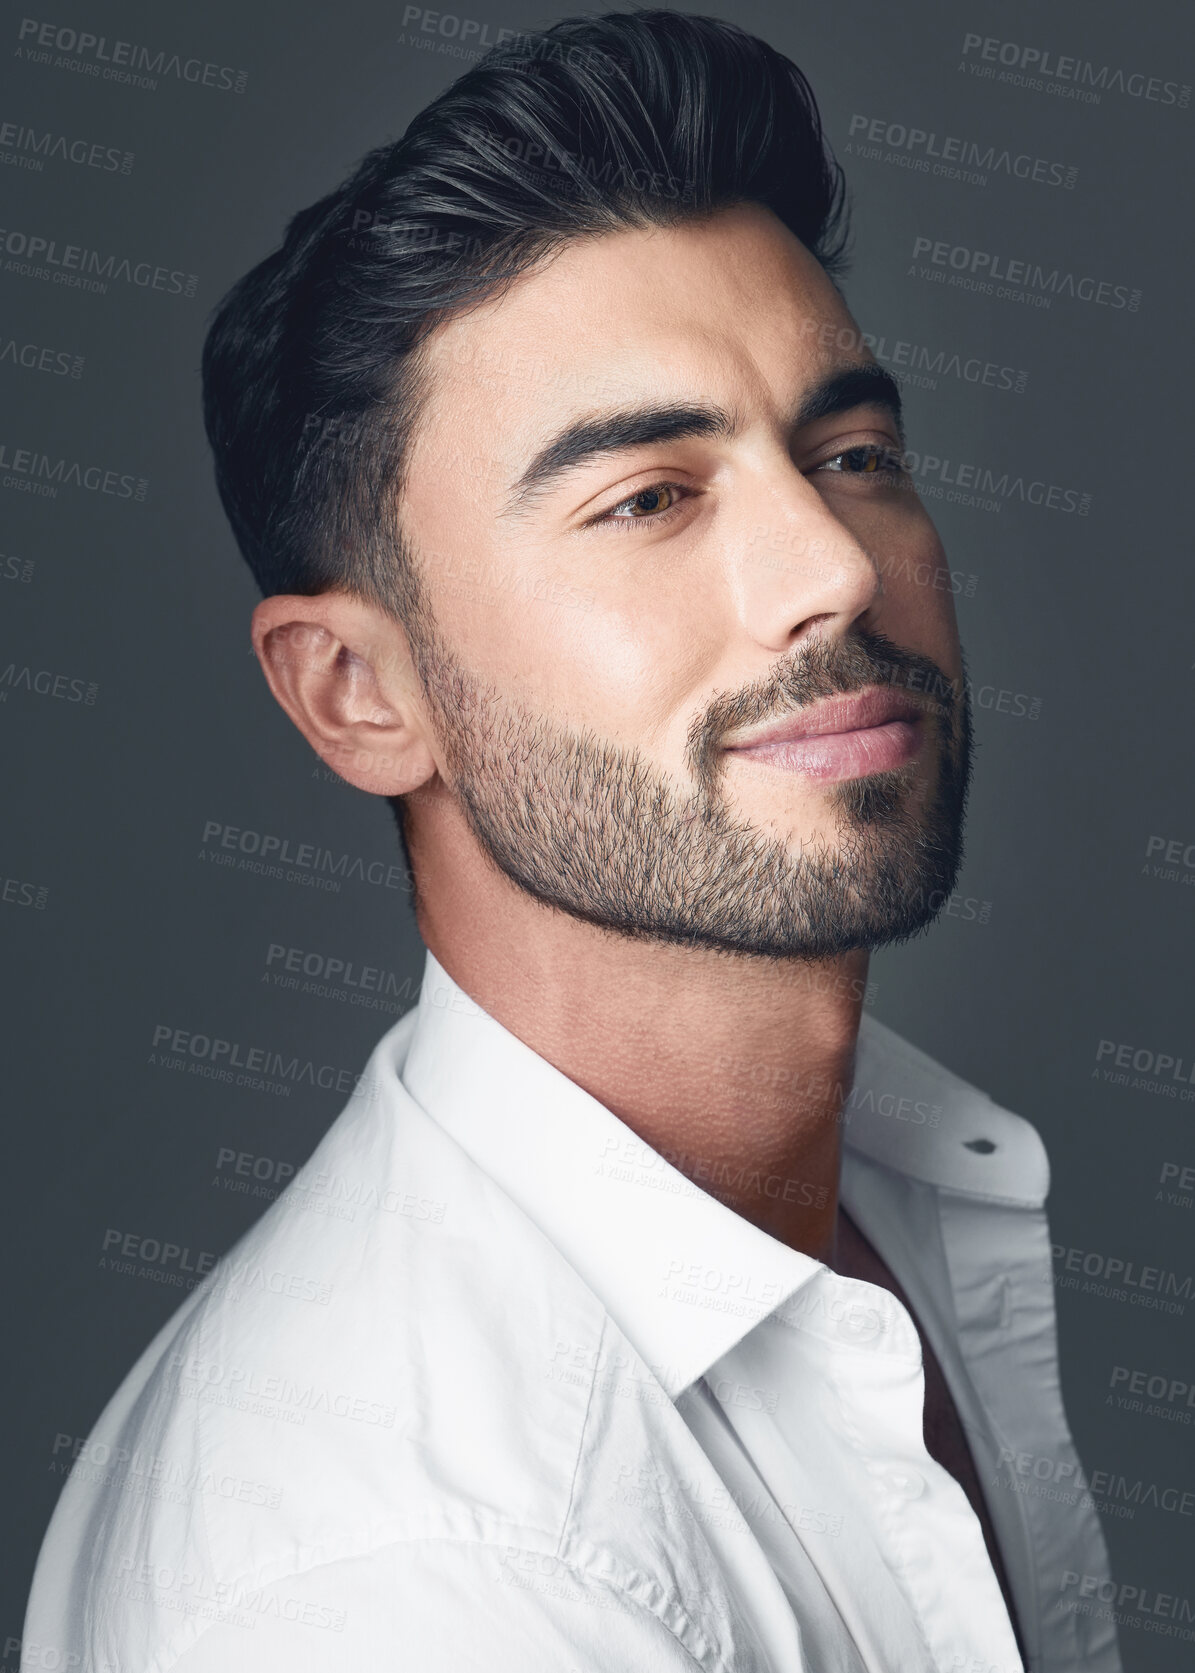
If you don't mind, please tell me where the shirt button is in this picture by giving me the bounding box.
[886,1469,925,1500]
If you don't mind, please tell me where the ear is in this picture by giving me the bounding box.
[251,590,439,797]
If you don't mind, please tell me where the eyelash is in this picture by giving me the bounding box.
[592,445,907,531]
[594,483,692,532]
[814,443,907,480]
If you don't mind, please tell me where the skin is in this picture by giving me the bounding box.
[253,202,964,1266]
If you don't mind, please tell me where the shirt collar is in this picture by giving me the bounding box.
[400,951,820,1399]
[844,1012,1049,1207]
[398,949,1047,1399]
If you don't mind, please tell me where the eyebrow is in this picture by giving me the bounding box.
[502,360,906,515]
[505,404,735,514]
[794,363,905,446]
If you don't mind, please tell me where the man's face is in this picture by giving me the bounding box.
[397,201,970,960]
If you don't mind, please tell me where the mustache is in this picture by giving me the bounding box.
[686,628,961,774]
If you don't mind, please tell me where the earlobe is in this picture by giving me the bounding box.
[250,592,439,798]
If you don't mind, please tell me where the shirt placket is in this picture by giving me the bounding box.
[726,1271,1025,1672]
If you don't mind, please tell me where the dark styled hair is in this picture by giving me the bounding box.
[201,8,849,621]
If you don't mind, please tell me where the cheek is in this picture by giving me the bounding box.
[543,599,713,746]
[873,517,963,681]
[442,559,718,747]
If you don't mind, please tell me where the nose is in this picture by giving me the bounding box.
[731,466,883,653]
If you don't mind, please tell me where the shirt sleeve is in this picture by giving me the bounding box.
[167,1538,709,1672]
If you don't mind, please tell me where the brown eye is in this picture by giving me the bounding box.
[818,445,903,477]
[594,481,691,529]
[624,485,676,516]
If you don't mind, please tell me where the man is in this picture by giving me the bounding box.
[26,11,1119,1671]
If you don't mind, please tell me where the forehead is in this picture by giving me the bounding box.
[408,204,865,477]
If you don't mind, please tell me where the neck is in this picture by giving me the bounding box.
[409,802,867,1263]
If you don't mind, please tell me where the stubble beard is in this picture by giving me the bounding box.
[405,610,973,963]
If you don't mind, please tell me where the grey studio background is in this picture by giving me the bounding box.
[2,0,1193,1666]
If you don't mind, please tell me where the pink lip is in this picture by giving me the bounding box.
[723,687,925,783]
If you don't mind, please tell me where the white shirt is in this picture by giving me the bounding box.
[26,949,1120,1673]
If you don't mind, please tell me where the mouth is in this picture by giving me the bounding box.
[721,686,926,783]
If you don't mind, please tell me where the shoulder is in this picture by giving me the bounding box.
[26,1047,730,1671]
[161,1537,717,1671]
